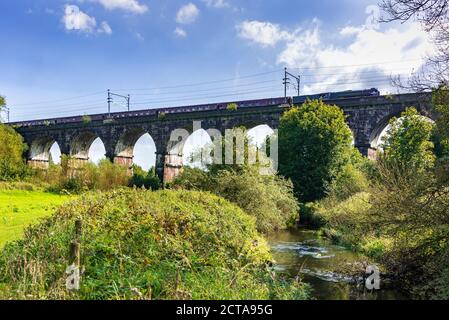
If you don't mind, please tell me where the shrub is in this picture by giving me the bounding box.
[173,166,299,233]
[129,166,161,190]
[0,189,310,300]
[82,115,92,125]
[44,158,130,194]
[96,160,130,190]
[0,124,28,181]
[328,163,369,201]
[227,103,238,111]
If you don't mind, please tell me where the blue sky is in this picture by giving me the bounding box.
[0,0,436,170]
[0,0,434,123]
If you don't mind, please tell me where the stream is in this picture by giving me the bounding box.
[266,228,408,300]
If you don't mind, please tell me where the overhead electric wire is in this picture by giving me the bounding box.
[111,70,283,92]
[129,79,280,96]
[10,65,415,121]
[13,91,105,107]
[12,77,400,120]
[291,58,424,70]
[131,85,283,105]
[12,61,417,109]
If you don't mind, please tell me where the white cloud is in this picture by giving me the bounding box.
[202,0,229,8]
[174,27,187,38]
[236,20,294,47]
[237,10,434,94]
[93,0,148,14]
[176,3,199,24]
[63,5,97,33]
[99,21,112,34]
[339,26,363,36]
[63,5,112,35]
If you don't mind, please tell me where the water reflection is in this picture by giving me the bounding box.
[266,229,408,300]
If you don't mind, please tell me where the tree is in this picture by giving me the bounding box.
[432,87,449,158]
[0,123,28,180]
[0,95,5,123]
[381,107,436,171]
[278,100,354,202]
[380,0,449,90]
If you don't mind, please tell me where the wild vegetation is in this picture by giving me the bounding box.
[0,189,310,300]
[296,103,449,299]
[0,122,28,181]
[172,165,298,233]
[1,83,449,299]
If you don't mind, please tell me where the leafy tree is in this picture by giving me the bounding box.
[380,107,435,171]
[432,87,449,159]
[0,96,6,123]
[278,99,354,202]
[0,123,28,180]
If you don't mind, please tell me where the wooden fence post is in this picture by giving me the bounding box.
[71,220,82,266]
[67,220,82,291]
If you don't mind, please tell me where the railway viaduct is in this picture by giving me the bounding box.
[10,92,434,182]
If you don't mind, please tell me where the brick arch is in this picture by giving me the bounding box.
[182,128,213,167]
[70,131,102,160]
[369,109,437,149]
[114,128,158,168]
[28,136,60,169]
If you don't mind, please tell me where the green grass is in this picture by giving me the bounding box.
[0,190,72,248]
[0,189,310,300]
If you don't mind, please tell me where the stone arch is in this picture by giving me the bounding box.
[247,124,275,147]
[227,118,279,132]
[182,128,213,168]
[70,131,104,166]
[49,142,62,164]
[134,134,157,171]
[115,128,157,170]
[370,112,435,150]
[246,124,278,172]
[29,136,58,169]
[89,138,107,164]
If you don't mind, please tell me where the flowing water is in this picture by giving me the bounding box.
[266,228,408,300]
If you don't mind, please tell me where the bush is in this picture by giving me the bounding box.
[298,203,325,228]
[328,163,369,201]
[227,103,238,111]
[82,115,92,125]
[0,189,310,300]
[172,166,299,233]
[43,158,130,194]
[129,166,161,190]
[0,124,28,181]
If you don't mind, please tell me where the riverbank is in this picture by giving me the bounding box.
[267,228,409,300]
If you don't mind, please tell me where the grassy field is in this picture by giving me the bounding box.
[0,190,72,248]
